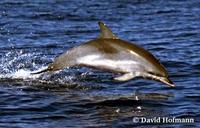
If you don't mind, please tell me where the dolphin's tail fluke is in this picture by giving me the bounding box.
[31,67,51,75]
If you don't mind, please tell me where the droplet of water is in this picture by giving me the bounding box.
[115,108,120,113]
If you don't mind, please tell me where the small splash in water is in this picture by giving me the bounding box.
[12,69,41,79]
[12,69,32,79]
[2,67,48,79]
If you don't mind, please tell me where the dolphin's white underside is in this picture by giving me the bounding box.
[78,54,143,72]
[77,54,175,87]
[77,54,145,81]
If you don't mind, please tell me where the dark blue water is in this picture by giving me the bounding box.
[0,0,200,127]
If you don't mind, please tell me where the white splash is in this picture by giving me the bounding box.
[10,66,48,79]
[11,69,37,79]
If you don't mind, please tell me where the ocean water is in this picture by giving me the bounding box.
[0,0,200,127]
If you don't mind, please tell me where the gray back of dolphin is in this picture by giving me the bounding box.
[32,22,175,87]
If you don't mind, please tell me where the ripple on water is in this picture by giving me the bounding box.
[0,0,200,127]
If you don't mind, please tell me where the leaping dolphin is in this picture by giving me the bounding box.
[32,22,175,87]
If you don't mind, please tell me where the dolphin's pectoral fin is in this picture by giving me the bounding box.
[98,21,118,39]
[114,73,136,81]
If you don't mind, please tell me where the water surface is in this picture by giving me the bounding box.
[0,0,200,127]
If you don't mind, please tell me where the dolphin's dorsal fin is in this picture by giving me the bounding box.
[98,21,118,39]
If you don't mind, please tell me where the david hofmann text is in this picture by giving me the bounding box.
[133,117,194,124]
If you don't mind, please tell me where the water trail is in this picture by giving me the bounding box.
[0,67,47,79]
[12,69,32,79]
[12,67,48,79]
[0,50,50,80]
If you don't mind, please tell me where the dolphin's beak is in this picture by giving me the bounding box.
[159,77,175,87]
[146,73,175,87]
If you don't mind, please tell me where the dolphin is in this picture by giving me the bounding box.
[32,22,175,87]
